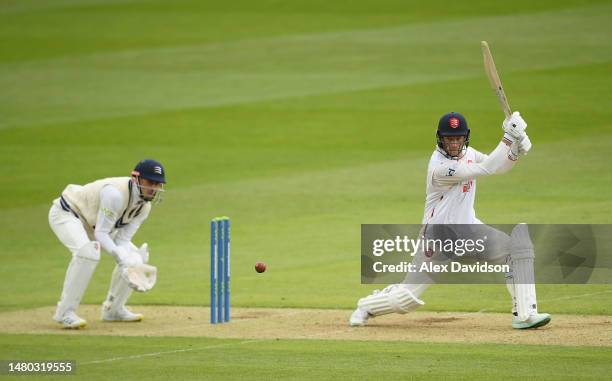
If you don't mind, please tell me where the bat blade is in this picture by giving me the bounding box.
[481,41,512,118]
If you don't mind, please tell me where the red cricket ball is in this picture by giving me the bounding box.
[255,261,267,273]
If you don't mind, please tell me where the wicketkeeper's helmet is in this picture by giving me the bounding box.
[132,159,166,184]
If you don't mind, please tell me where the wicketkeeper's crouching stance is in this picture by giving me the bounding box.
[48,159,165,328]
[350,112,551,329]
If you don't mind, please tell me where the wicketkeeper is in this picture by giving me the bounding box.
[48,159,164,328]
[350,112,551,329]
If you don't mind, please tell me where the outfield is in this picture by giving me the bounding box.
[1,0,611,380]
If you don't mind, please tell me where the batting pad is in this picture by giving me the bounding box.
[510,224,538,321]
[358,284,425,316]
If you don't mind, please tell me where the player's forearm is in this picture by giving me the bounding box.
[115,240,137,251]
[94,229,120,259]
[495,153,517,174]
[482,140,515,173]
[114,227,140,250]
[432,141,515,186]
[94,209,127,262]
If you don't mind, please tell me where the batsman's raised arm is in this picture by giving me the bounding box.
[432,111,531,187]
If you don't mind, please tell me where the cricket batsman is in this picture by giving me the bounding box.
[48,159,165,328]
[350,112,552,329]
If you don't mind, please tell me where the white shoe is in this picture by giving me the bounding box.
[53,310,87,329]
[512,313,551,329]
[101,305,144,322]
[349,308,371,327]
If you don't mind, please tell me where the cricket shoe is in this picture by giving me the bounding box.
[512,312,551,329]
[349,307,371,327]
[101,305,144,322]
[53,310,87,329]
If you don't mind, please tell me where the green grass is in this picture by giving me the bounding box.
[1,0,611,379]
[1,334,611,381]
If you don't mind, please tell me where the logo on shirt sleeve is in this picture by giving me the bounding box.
[101,207,115,218]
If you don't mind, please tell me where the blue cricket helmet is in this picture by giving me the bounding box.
[132,159,166,184]
[436,112,470,150]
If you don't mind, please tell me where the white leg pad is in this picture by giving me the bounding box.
[102,265,133,314]
[102,243,150,312]
[358,284,425,316]
[505,255,517,314]
[510,224,538,320]
[55,241,100,318]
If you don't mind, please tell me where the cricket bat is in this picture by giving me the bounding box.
[481,41,512,118]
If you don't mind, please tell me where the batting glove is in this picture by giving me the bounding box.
[502,111,527,143]
[519,134,532,156]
